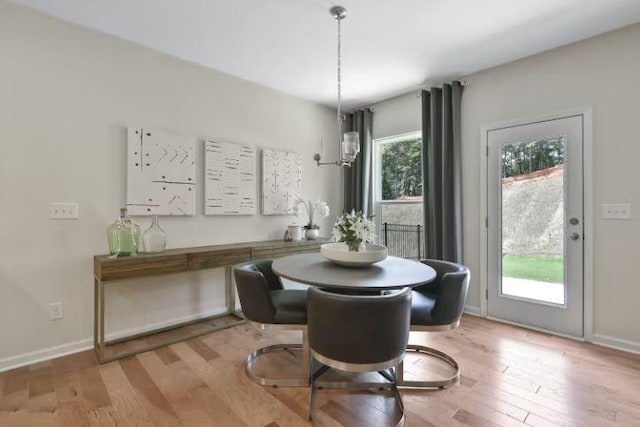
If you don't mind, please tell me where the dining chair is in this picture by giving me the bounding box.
[234,260,309,387]
[307,286,411,425]
[399,259,470,389]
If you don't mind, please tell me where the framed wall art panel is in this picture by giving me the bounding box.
[261,148,302,215]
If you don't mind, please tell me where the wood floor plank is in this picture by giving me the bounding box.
[28,365,54,400]
[185,338,220,362]
[154,346,180,366]
[453,407,503,427]
[136,349,247,426]
[403,408,441,427]
[264,384,311,423]
[77,365,111,410]
[430,388,526,427]
[537,384,640,424]
[318,389,401,425]
[172,340,310,427]
[25,373,56,414]
[118,356,178,421]
[0,411,61,426]
[318,399,379,427]
[525,412,571,427]
[0,367,29,412]
[472,377,615,426]
[1,315,639,426]
[98,361,171,427]
[51,368,91,426]
[403,392,459,425]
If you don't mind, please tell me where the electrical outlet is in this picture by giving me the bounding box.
[49,202,79,219]
[50,302,64,320]
[602,203,632,219]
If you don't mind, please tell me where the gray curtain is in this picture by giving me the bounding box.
[343,109,374,217]
[422,82,464,262]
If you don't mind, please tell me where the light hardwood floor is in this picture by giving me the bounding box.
[1,315,639,426]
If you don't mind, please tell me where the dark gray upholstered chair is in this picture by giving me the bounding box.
[234,260,308,387]
[398,259,470,389]
[307,287,411,425]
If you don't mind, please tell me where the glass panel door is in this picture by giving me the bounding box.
[487,115,584,337]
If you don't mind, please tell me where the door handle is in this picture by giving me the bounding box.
[569,232,580,241]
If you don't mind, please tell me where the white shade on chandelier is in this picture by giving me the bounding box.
[314,6,359,168]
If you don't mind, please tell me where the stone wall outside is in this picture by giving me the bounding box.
[502,165,564,255]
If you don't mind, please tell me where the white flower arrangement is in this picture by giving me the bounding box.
[296,198,330,230]
[332,210,376,251]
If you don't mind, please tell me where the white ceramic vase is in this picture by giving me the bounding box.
[305,228,319,240]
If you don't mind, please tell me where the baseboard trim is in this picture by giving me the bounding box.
[466,313,640,355]
[0,338,93,374]
[463,305,482,316]
[486,315,585,342]
[592,333,640,355]
[0,307,229,373]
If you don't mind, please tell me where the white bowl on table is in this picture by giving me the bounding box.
[320,242,388,267]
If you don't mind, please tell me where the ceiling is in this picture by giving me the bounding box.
[10,0,640,108]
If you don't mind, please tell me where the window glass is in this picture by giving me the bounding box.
[380,138,422,201]
[374,134,424,258]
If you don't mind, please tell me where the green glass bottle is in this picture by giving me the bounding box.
[107,208,140,257]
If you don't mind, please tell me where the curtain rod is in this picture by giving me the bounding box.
[417,80,468,97]
[340,107,375,116]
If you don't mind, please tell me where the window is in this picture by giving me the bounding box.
[373,132,424,258]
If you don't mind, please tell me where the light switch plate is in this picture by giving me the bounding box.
[601,203,632,219]
[50,302,64,320]
[50,202,79,219]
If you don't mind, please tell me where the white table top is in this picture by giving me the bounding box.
[272,253,436,290]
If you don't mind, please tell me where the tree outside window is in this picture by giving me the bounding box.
[375,135,423,228]
[380,137,422,201]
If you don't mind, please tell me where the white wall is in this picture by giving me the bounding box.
[372,93,422,140]
[462,23,640,349]
[372,23,640,350]
[0,2,340,369]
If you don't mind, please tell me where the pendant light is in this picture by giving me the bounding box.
[314,6,359,167]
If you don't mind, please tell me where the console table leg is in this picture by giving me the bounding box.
[226,265,236,315]
[94,278,98,349]
[99,279,105,363]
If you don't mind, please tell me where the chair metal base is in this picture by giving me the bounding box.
[309,361,405,426]
[397,344,460,389]
[244,343,308,387]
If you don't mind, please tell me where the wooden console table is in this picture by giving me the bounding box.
[94,239,327,363]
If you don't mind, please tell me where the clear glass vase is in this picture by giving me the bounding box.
[346,241,366,252]
[142,215,167,253]
[107,208,140,257]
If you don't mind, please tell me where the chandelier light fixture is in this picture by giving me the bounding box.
[314,6,359,167]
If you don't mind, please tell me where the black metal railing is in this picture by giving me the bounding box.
[381,223,423,260]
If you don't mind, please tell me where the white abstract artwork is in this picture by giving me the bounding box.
[204,140,256,215]
[261,148,302,215]
[126,127,196,216]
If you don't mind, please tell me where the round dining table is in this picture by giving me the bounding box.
[268,252,436,385]
[272,252,436,291]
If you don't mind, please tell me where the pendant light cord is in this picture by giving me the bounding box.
[336,13,342,156]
